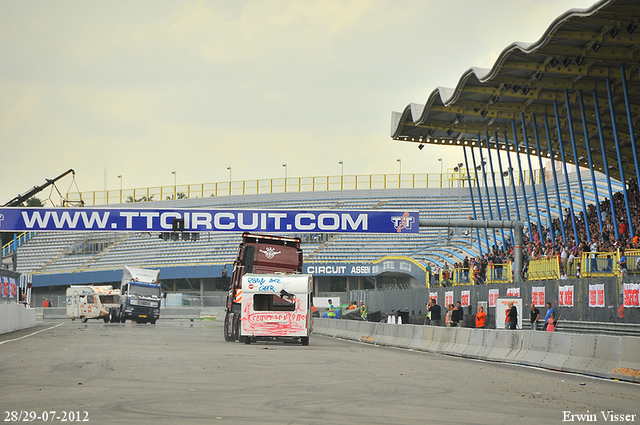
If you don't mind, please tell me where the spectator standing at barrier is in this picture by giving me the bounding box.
[618,249,627,276]
[445,304,454,327]
[530,303,540,331]
[560,246,568,274]
[427,299,441,327]
[475,306,486,329]
[507,302,518,330]
[452,301,463,327]
[546,314,556,332]
[543,302,554,331]
[43,298,49,308]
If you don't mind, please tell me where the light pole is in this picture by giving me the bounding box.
[171,171,176,199]
[339,161,343,190]
[117,175,122,203]
[282,163,287,192]
[438,158,443,195]
[226,166,232,196]
[453,162,464,216]
[396,158,401,188]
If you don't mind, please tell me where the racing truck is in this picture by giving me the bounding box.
[118,266,163,324]
[223,233,312,345]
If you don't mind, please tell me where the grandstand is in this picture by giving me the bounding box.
[3,168,626,289]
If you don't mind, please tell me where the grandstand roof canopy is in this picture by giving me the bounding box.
[391,0,639,183]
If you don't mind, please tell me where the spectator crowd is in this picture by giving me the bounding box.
[438,179,639,284]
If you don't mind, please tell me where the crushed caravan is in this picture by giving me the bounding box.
[241,273,313,345]
[66,285,120,323]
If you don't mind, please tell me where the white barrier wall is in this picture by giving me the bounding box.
[312,319,640,384]
[0,304,36,335]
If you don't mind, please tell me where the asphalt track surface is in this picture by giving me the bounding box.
[0,320,638,425]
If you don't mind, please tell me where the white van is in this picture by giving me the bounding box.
[240,274,313,345]
[66,285,121,323]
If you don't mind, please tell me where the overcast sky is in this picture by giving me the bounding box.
[0,0,597,205]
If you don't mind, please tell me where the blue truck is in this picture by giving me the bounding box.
[118,266,163,324]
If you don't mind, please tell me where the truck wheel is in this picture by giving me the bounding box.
[150,319,156,325]
[80,316,87,323]
[103,317,109,323]
[223,314,234,342]
[301,337,309,346]
[233,315,246,343]
[244,337,251,345]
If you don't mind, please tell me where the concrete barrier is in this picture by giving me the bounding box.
[563,333,597,375]
[540,332,574,371]
[408,325,424,350]
[310,319,640,383]
[0,304,36,335]
[412,325,435,352]
[483,330,523,363]
[460,329,485,359]
[426,326,445,353]
[611,336,640,383]
[444,327,471,357]
[586,334,621,380]
[394,324,417,349]
[438,327,458,355]
[513,331,551,368]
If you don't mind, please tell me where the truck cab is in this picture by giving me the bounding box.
[118,266,162,324]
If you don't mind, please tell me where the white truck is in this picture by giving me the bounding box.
[118,266,163,324]
[240,273,313,345]
[66,285,121,323]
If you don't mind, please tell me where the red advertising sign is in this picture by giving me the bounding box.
[445,291,453,307]
[531,286,545,307]
[461,290,470,307]
[506,287,520,297]
[588,284,605,308]
[489,289,499,307]
[429,292,438,304]
[623,283,640,308]
[559,285,574,307]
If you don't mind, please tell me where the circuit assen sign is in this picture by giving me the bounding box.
[0,208,419,234]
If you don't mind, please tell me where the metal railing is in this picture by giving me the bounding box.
[66,170,543,206]
[434,263,512,286]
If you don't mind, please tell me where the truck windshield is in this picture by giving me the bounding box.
[128,282,160,298]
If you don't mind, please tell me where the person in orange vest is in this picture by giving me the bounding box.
[43,298,49,308]
[475,305,486,329]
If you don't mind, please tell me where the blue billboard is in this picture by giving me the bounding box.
[0,208,419,234]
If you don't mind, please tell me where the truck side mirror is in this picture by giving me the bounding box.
[163,292,167,299]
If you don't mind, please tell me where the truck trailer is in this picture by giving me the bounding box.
[224,233,311,344]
